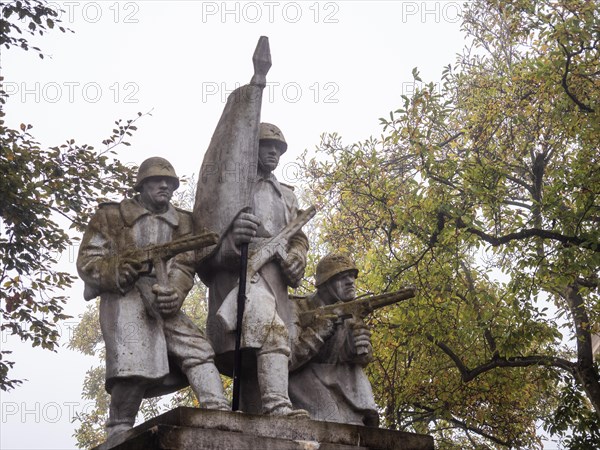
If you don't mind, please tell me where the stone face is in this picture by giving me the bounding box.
[95,407,434,450]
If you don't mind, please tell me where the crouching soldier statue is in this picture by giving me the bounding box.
[77,157,229,445]
[289,253,380,427]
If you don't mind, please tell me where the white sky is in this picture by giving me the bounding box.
[3,2,561,450]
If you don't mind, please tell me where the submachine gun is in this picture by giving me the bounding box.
[298,286,417,354]
[119,231,219,319]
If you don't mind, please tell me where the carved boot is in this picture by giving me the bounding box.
[257,352,309,418]
[104,421,134,449]
[104,380,145,448]
[186,362,230,410]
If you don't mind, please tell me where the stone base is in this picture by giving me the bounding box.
[94,407,434,450]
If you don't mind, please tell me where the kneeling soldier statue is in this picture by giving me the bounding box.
[289,254,380,426]
[289,253,415,426]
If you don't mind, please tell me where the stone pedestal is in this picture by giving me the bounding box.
[95,407,434,450]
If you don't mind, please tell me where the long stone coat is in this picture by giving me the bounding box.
[77,197,205,393]
[199,175,309,374]
[288,292,380,427]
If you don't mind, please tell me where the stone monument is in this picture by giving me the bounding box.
[289,253,379,426]
[194,37,311,417]
[85,36,434,450]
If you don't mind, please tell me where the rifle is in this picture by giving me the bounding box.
[123,231,219,273]
[247,205,317,281]
[215,205,317,332]
[120,231,219,319]
[299,287,417,355]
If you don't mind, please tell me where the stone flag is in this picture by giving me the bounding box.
[193,36,271,236]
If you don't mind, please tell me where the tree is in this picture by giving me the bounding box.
[0,0,139,391]
[302,0,599,447]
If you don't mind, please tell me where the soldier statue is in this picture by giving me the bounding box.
[289,253,380,426]
[77,157,229,444]
[200,123,309,417]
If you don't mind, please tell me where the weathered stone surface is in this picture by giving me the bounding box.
[77,157,229,444]
[289,254,416,428]
[96,407,434,450]
[198,121,312,416]
[289,253,378,427]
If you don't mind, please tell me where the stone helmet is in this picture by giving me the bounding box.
[259,122,288,154]
[134,157,180,192]
[315,253,359,287]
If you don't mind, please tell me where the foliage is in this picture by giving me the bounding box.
[546,373,600,450]
[301,0,599,447]
[1,0,72,58]
[0,102,141,390]
[0,0,139,391]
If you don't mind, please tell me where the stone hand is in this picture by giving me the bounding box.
[152,284,180,317]
[312,314,337,341]
[117,257,143,288]
[281,252,305,287]
[231,211,260,246]
[350,320,373,365]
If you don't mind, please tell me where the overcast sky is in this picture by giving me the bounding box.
[0,1,477,449]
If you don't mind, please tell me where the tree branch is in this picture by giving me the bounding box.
[413,402,512,447]
[577,277,599,289]
[435,132,464,148]
[558,41,595,113]
[426,334,576,382]
[458,262,499,357]
[561,284,600,420]
[503,200,532,210]
[453,216,599,252]
[504,173,533,193]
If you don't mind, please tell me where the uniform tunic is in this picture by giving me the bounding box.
[200,175,309,374]
[77,197,216,394]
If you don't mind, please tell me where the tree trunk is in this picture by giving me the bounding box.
[564,284,600,420]
[574,365,600,421]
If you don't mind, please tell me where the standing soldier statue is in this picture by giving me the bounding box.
[77,157,229,446]
[199,123,311,417]
[194,37,312,416]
